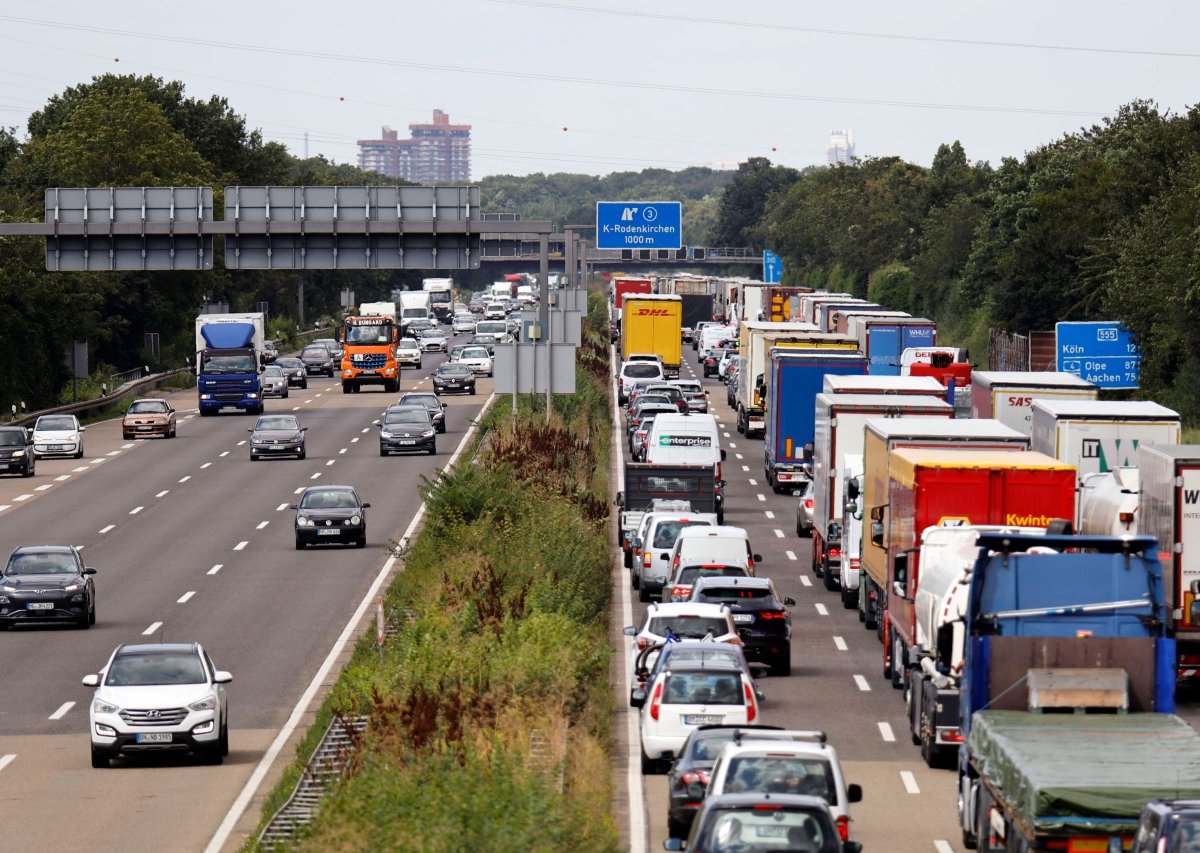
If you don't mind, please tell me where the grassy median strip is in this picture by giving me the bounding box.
[246,293,618,852]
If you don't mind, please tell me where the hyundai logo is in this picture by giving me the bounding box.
[146,709,161,718]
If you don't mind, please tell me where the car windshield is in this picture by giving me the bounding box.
[662,672,743,705]
[695,806,838,853]
[302,348,329,358]
[399,395,437,408]
[722,755,837,802]
[262,367,284,377]
[401,308,427,318]
[6,552,77,575]
[300,490,359,509]
[647,615,728,639]
[255,416,299,431]
[344,324,391,343]
[420,329,443,338]
[438,365,472,376]
[385,410,430,425]
[653,520,711,550]
[462,348,489,358]
[679,566,749,584]
[105,652,207,687]
[202,353,256,372]
[277,359,303,368]
[128,401,169,413]
[624,364,662,378]
[37,416,76,430]
[315,339,340,349]
[0,432,24,447]
[658,648,743,675]
[397,341,420,351]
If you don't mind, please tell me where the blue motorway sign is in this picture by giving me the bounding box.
[763,250,783,283]
[596,201,682,250]
[1055,321,1140,389]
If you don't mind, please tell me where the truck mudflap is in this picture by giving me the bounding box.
[665,365,680,379]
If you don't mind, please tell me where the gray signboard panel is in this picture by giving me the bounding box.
[224,185,480,223]
[44,187,213,271]
[493,343,577,394]
[517,309,582,345]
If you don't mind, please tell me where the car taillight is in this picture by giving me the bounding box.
[758,611,786,620]
[829,547,842,559]
[637,637,651,650]
[643,553,652,568]
[743,682,756,722]
[649,682,663,721]
[680,770,710,786]
[672,555,680,570]
[671,586,690,599]
[849,558,861,569]
[836,815,850,842]
[804,498,814,509]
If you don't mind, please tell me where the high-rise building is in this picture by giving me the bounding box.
[826,130,855,166]
[357,110,472,183]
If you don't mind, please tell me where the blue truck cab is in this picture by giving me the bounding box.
[762,349,868,493]
[197,322,263,416]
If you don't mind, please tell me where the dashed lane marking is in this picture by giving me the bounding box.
[177,591,196,604]
[233,541,248,551]
[310,473,321,480]
[0,505,10,513]
[361,428,370,434]
[879,722,896,742]
[34,484,51,492]
[292,406,301,411]
[142,621,163,636]
[294,487,304,494]
[129,506,143,515]
[276,503,289,511]
[764,510,775,519]
[237,440,246,446]
[106,450,121,457]
[934,841,954,853]
[854,674,871,692]
[815,602,828,616]
[786,550,797,561]
[748,478,757,486]
[72,466,88,473]
[900,771,921,794]
[774,529,785,538]
[350,437,359,443]
[219,451,230,458]
[0,755,14,773]
[200,463,212,469]
[49,701,74,720]
[339,448,347,454]
[121,443,135,450]
[325,460,334,466]
[208,564,223,576]
[729,442,737,449]
[304,400,314,404]
[98,525,114,534]
[179,475,191,483]
[736,453,744,460]
[256,521,269,530]
[89,459,104,465]
[833,636,848,651]
[156,490,169,498]
[756,494,766,502]
[741,465,750,472]
[54,475,70,482]
[799,575,812,587]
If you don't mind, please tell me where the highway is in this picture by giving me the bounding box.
[0,337,490,853]
[612,345,1200,853]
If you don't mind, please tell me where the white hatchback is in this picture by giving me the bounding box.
[457,346,494,377]
[32,413,85,459]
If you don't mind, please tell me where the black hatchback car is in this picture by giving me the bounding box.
[0,426,35,478]
[275,357,308,389]
[293,485,370,549]
[691,576,796,675]
[378,406,436,456]
[432,363,476,395]
[299,344,335,377]
[397,392,446,433]
[0,545,96,628]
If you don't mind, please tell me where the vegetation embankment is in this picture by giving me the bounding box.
[246,291,620,852]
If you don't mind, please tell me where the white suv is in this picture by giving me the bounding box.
[83,642,231,768]
[619,360,666,404]
[622,601,740,676]
[705,731,864,842]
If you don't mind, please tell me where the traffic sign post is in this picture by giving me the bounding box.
[1055,321,1141,389]
[763,250,783,283]
[596,201,682,250]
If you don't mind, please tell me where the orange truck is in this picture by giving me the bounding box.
[339,314,400,394]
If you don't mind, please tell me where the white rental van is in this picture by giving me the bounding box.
[645,413,727,523]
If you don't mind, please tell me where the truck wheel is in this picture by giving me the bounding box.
[920,715,938,767]
[892,638,906,689]
[959,786,979,850]
[342,382,352,394]
[736,410,746,434]
[841,583,857,609]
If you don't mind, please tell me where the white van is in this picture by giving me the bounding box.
[644,413,723,467]
[668,526,762,576]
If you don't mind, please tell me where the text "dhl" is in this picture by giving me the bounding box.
[635,308,671,316]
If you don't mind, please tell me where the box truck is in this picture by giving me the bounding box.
[621,294,682,378]
[970,371,1097,436]
[1031,399,1180,486]
[421,278,455,321]
[821,375,947,398]
[195,312,265,416]
[612,274,653,309]
[848,315,937,377]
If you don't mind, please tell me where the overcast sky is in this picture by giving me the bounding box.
[1,1,1197,179]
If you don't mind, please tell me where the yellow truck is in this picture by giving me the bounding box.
[622,294,683,378]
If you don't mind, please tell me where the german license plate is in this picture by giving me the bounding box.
[361,370,375,375]
[27,602,54,610]
[685,714,723,725]
[733,614,754,623]
[317,528,340,536]
[137,425,152,431]
[399,440,416,446]
[135,732,173,744]
[49,445,64,451]
[0,463,8,470]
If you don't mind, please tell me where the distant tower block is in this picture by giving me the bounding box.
[827,130,855,166]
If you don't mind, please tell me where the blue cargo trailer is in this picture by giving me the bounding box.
[849,316,936,376]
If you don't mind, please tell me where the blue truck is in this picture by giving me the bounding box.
[762,349,868,493]
[955,531,1200,852]
[847,316,936,376]
[195,313,265,416]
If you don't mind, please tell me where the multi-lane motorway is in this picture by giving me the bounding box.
[0,340,490,852]
[612,345,1200,853]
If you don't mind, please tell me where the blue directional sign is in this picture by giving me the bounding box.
[763,250,783,283]
[596,201,682,250]
[1055,321,1140,389]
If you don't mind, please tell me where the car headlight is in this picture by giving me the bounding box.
[296,516,313,527]
[381,431,394,439]
[350,515,362,525]
[0,584,15,592]
[9,450,22,459]
[93,698,120,715]
[188,694,217,712]
[423,430,435,438]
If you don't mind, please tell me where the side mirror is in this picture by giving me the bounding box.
[213,671,233,684]
[847,480,860,500]
[752,554,763,563]
[79,425,87,432]
[81,674,100,687]
[248,428,254,433]
[622,626,637,637]
[361,502,371,509]
[870,521,883,549]
[847,783,863,803]
[629,688,646,708]
[720,449,728,461]
[663,840,685,852]
[615,492,625,507]
[783,597,796,607]
[83,568,97,576]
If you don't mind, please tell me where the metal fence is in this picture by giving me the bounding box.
[988,328,1030,371]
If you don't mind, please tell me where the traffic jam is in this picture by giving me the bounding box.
[610,272,1200,853]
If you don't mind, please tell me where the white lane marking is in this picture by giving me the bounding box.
[310,473,321,480]
[774,529,785,538]
[325,460,334,467]
[934,841,955,853]
[879,722,896,742]
[723,432,731,438]
[237,440,247,446]
[54,474,71,482]
[0,505,10,513]
[815,602,828,616]
[34,484,52,492]
[142,621,163,636]
[361,428,370,434]
[256,521,269,530]
[786,550,797,560]
[219,451,230,458]
[741,465,750,472]
[292,406,301,411]
[756,494,766,502]
[121,443,135,450]
[75,545,85,552]
[748,478,757,486]
[179,475,191,483]
[200,462,212,469]
[294,487,305,494]
[129,506,144,515]
[177,591,196,604]
[233,541,248,551]
[316,393,322,397]
[276,503,289,511]
[764,510,775,519]
[48,701,74,720]
[735,453,743,460]
[799,575,812,587]
[339,448,347,455]
[208,564,223,575]
[98,525,115,534]
[833,636,848,651]
[89,459,104,465]
[156,490,169,498]
[854,674,871,692]
[73,466,88,473]
[900,771,921,794]
[350,437,359,443]
[204,393,499,853]
[0,754,14,772]
[304,399,314,404]
[106,450,121,457]
[728,442,737,449]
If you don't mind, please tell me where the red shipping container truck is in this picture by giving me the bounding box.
[612,275,653,309]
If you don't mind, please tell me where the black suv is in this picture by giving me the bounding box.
[0,426,35,477]
[691,576,796,675]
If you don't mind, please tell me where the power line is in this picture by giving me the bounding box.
[485,0,1200,60]
[0,14,1102,118]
